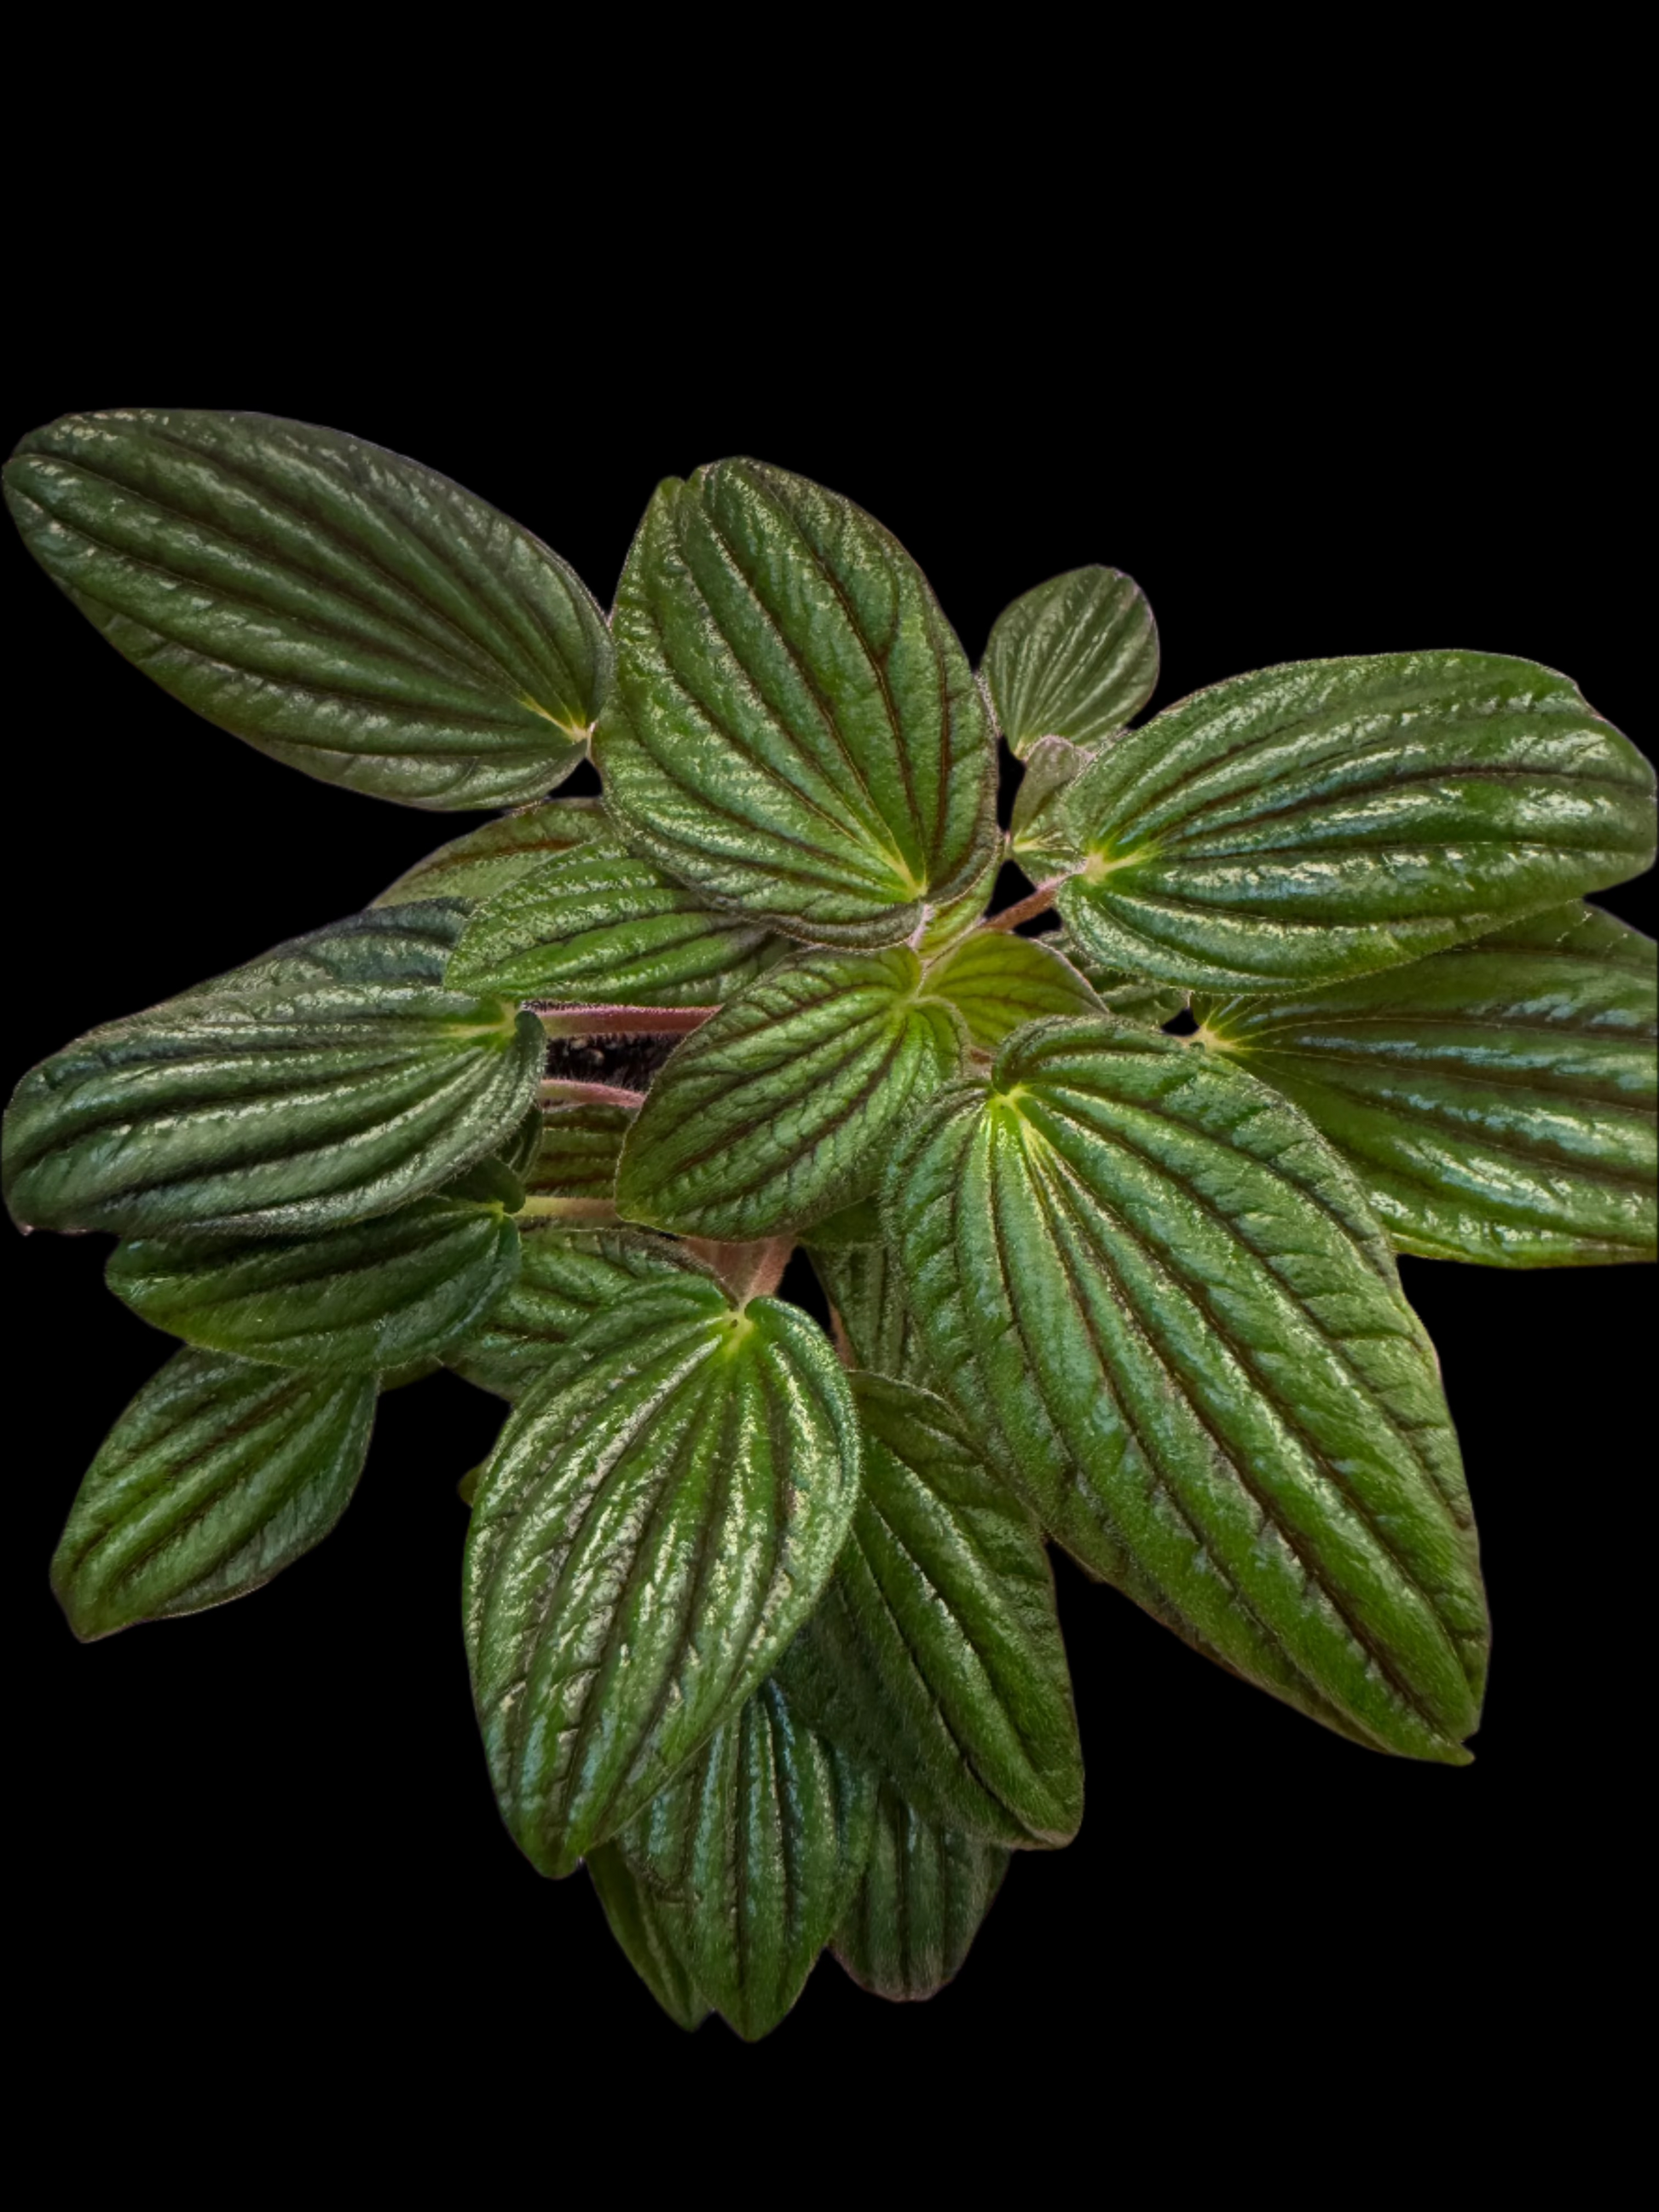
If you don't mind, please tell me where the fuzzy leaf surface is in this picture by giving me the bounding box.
[51,1348,375,1638]
[833,1784,1009,2002]
[794,1373,1082,1846]
[6,409,610,807]
[985,566,1158,756]
[886,1017,1489,1763]
[4,984,544,1239]
[587,1845,710,2030]
[618,1673,875,2041]
[443,1227,706,1398]
[371,800,610,908]
[107,1194,521,1370]
[463,1280,862,1873]
[927,930,1102,1049]
[447,841,779,1008]
[616,949,966,1239]
[526,1102,633,1199]
[1194,901,1657,1265]
[1057,651,1656,990]
[595,459,997,945]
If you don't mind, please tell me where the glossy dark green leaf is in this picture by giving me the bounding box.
[833,1784,1009,2002]
[886,1017,1489,1764]
[1046,931,1188,1029]
[370,800,610,908]
[791,1373,1082,1847]
[464,1279,863,1873]
[4,983,545,1239]
[494,1100,547,1184]
[801,1195,884,1250]
[176,901,469,1003]
[1193,901,1657,1266]
[806,1239,934,1386]
[443,1226,705,1398]
[984,567,1159,757]
[51,1347,375,1639]
[447,842,780,1008]
[595,459,997,946]
[617,1673,875,2040]
[1057,652,1656,990]
[525,1101,633,1199]
[107,1193,521,1370]
[587,1845,710,2031]
[916,845,1004,959]
[927,929,1102,1050]
[616,949,967,1239]
[1009,736,1093,875]
[7,409,610,808]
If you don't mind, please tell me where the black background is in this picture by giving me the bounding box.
[6,250,1650,2118]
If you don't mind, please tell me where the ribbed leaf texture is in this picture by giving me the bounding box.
[595,459,997,944]
[1046,931,1188,1030]
[463,1279,862,1874]
[371,800,610,908]
[806,1239,936,1386]
[616,1673,875,2040]
[616,949,967,1239]
[3,984,545,1239]
[444,1227,705,1399]
[1009,736,1093,875]
[5,410,610,806]
[525,1102,633,1200]
[1056,651,1656,989]
[886,1017,1490,1764]
[107,1193,521,1371]
[447,841,780,1008]
[51,1348,375,1638]
[927,930,1103,1049]
[833,1784,1009,2002]
[587,1845,711,2030]
[175,901,468,1002]
[785,1373,1083,1847]
[1193,901,1657,1265]
[984,567,1159,756]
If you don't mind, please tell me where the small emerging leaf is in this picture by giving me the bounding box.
[6,409,611,808]
[985,566,1159,757]
[52,1347,375,1639]
[371,800,610,908]
[1009,736,1093,875]
[833,1784,1009,2002]
[927,929,1102,1049]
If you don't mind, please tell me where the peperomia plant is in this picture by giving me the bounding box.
[8,410,1656,2037]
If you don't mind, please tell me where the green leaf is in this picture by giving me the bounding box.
[176,901,468,1002]
[789,1373,1083,1848]
[927,930,1102,1050]
[800,1195,884,1250]
[4,983,545,1239]
[447,841,781,1008]
[1046,931,1188,1029]
[494,1100,547,1184]
[443,1226,706,1398]
[806,1240,935,1387]
[464,1279,863,1874]
[371,799,610,908]
[833,1785,1009,2002]
[916,843,1005,959]
[1009,736,1093,875]
[1193,901,1658,1266]
[594,459,997,946]
[6,409,610,809]
[587,1845,711,2031]
[51,1347,375,1639]
[984,566,1159,757]
[616,949,967,1239]
[1056,651,1656,990]
[616,1673,876,2041]
[525,1101,633,1199]
[886,1017,1489,1764]
[107,1194,521,1371]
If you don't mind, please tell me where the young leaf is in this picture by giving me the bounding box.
[984,567,1159,756]
[790,1373,1084,1848]
[885,1018,1490,1764]
[6,409,610,809]
[595,459,997,946]
[442,1226,705,1398]
[371,799,611,909]
[1193,901,1658,1266]
[1045,931,1188,1030]
[446,841,780,1008]
[51,1347,375,1639]
[526,1102,633,1199]
[1056,651,1656,990]
[927,930,1103,1050]
[463,1279,863,1874]
[617,1673,876,2042]
[833,1784,1009,2002]
[806,1240,935,1386]
[587,1845,711,2031]
[616,949,968,1239]
[4,984,545,1239]
[916,844,1005,960]
[1009,736,1093,875]
[107,1194,521,1371]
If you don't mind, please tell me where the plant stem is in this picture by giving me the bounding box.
[980,876,1072,933]
[533,1004,718,1037]
[539,1077,647,1110]
[685,1234,795,1302]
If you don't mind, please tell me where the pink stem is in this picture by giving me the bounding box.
[539,1078,647,1111]
[533,1003,718,1037]
[685,1234,795,1302]
[980,878,1070,933]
